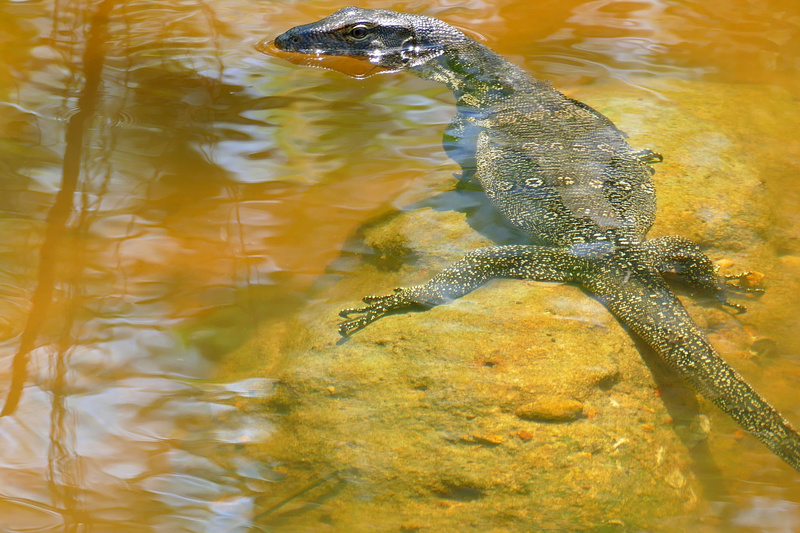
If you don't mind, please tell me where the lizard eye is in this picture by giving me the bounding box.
[347,24,370,41]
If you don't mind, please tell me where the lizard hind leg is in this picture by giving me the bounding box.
[643,235,760,312]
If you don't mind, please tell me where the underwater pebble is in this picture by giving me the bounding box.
[665,468,686,489]
[516,430,534,440]
[515,398,584,422]
[472,433,506,445]
[750,338,778,358]
[686,414,712,446]
[739,270,765,288]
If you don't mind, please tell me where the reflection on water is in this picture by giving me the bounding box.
[0,0,798,531]
[0,0,301,530]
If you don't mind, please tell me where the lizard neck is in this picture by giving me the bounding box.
[411,39,547,108]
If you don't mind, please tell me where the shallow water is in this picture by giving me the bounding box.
[0,0,799,531]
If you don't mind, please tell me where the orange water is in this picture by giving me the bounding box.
[0,0,799,530]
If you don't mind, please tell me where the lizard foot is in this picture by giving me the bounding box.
[718,271,765,313]
[724,270,765,293]
[338,287,421,336]
[634,149,664,165]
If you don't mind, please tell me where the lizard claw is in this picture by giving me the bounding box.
[339,306,368,318]
[361,288,404,304]
[722,300,747,314]
[338,310,384,336]
[634,149,663,165]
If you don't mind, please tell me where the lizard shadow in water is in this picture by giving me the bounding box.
[406,179,533,246]
[331,182,520,347]
[330,174,530,281]
[627,330,732,503]
[583,270,764,512]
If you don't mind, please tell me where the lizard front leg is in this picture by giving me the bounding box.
[339,244,588,335]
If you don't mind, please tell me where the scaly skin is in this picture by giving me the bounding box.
[264,7,800,470]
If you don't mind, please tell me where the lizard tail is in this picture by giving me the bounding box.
[585,261,800,470]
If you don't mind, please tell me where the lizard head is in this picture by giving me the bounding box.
[259,7,466,78]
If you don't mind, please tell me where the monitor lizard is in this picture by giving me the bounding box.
[259,7,800,471]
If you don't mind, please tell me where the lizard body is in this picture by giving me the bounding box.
[262,7,800,470]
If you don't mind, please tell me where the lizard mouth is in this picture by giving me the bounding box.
[256,38,391,79]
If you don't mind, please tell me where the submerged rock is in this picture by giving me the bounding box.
[515,397,584,422]
[216,78,800,531]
